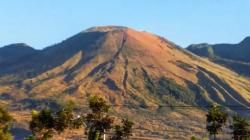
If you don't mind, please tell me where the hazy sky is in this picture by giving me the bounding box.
[0,0,250,49]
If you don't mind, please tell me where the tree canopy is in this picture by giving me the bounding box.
[0,107,13,140]
[206,105,227,140]
[85,96,114,140]
[231,115,250,140]
[28,103,82,140]
[27,96,134,140]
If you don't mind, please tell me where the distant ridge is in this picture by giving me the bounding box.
[0,43,37,64]
[187,37,250,76]
[239,36,250,47]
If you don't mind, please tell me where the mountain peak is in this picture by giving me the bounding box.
[0,43,37,64]
[239,36,250,47]
[85,25,128,32]
[1,43,34,50]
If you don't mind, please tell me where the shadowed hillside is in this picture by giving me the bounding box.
[187,37,250,77]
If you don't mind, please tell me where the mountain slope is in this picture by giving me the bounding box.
[187,37,250,76]
[1,26,250,139]
[5,27,249,109]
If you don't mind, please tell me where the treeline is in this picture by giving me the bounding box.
[1,97,250,140]
[1,96,134,140]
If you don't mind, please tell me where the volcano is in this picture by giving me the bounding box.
[1,26,250,139]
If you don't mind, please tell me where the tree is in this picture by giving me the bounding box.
[231,115,250,140]
[85,96,114,140]
[84,96,134,140]
[206,105,227,140]
[27,96,134,140]
[29,109,55,140]
[111,118,134,140]
[0,107,13,140]
[54,104,74,133]
[28,103,82,140]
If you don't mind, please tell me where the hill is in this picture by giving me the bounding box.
[187,37,250,77]
[1,26,250,139]
[0,43,38,73]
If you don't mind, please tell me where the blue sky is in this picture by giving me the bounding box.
[0,0,250,49]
